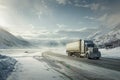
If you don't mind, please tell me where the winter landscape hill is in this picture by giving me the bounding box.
[0,28,30,48]
[88,24,120,47]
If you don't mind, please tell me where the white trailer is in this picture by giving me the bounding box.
[66,40,101,59]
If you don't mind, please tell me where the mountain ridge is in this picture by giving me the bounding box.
[0,28,30,48]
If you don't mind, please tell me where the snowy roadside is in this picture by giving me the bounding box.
[100,47,120,59]
[44,46,120,59]
[43,52,120,80]
[0,55,17,80]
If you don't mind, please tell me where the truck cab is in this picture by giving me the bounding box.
[84,40,101,59]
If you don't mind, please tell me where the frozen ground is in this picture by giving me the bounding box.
[0,49,70,80]
[42,52,120,80]
[100,47,120,59]
[7,57,69,80]
[0,55,17,80]
[0,47,120,80]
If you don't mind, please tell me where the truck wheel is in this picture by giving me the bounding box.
[86,53,88,58]
[96,57,100,59]
[86,53,91,59]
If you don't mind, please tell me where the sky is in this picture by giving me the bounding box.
[0,0,120,40]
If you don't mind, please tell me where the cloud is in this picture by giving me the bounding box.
[56,24,67,28]
[0,5,7,9]
[56,28,87,32]
[56,0,67,5]
[21,27,97,40]
[33,0,52,18]
[0,0,52,34]
[75,3,105,11]
[55,28,97,39]
[98,13,120,28]
[90,3,100,11]
[74,0,108,12]
[74,4,89,8]
[84,16,96,20]
[98,14,108,21]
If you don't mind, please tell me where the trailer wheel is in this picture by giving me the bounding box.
[74,53,79,57]
[86,53,88,58]
[68,52,72,56]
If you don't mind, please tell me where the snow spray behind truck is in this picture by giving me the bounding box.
[66,40,101,59]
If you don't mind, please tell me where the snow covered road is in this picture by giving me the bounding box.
[0,49,120,80]
[7,57,69,80]
[1,49,70,80]
[41,51,120,80]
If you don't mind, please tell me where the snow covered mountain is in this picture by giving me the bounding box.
[89,24,120,47]
[0,28,30,48]
[87,26,111,41]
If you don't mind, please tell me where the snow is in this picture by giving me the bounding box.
[86,24,120,46]
[0,28,30,49]
[100,47,120,59]
[47,54,120,80]
[33,46,120,59]
[94,29,120,45]
[0,47,119,80]
[0,49,69,80]
[0,55,17,80]
[7,57,69,80]
[39,46,120,59]
[47,47,120,59]
[43,47,66,55]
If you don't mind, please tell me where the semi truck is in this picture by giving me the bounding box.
[66,40,101,59]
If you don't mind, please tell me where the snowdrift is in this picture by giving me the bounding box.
[0,55,17,80]
[100,47,120,59]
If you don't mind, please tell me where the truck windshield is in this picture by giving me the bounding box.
[86,44,94,47]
